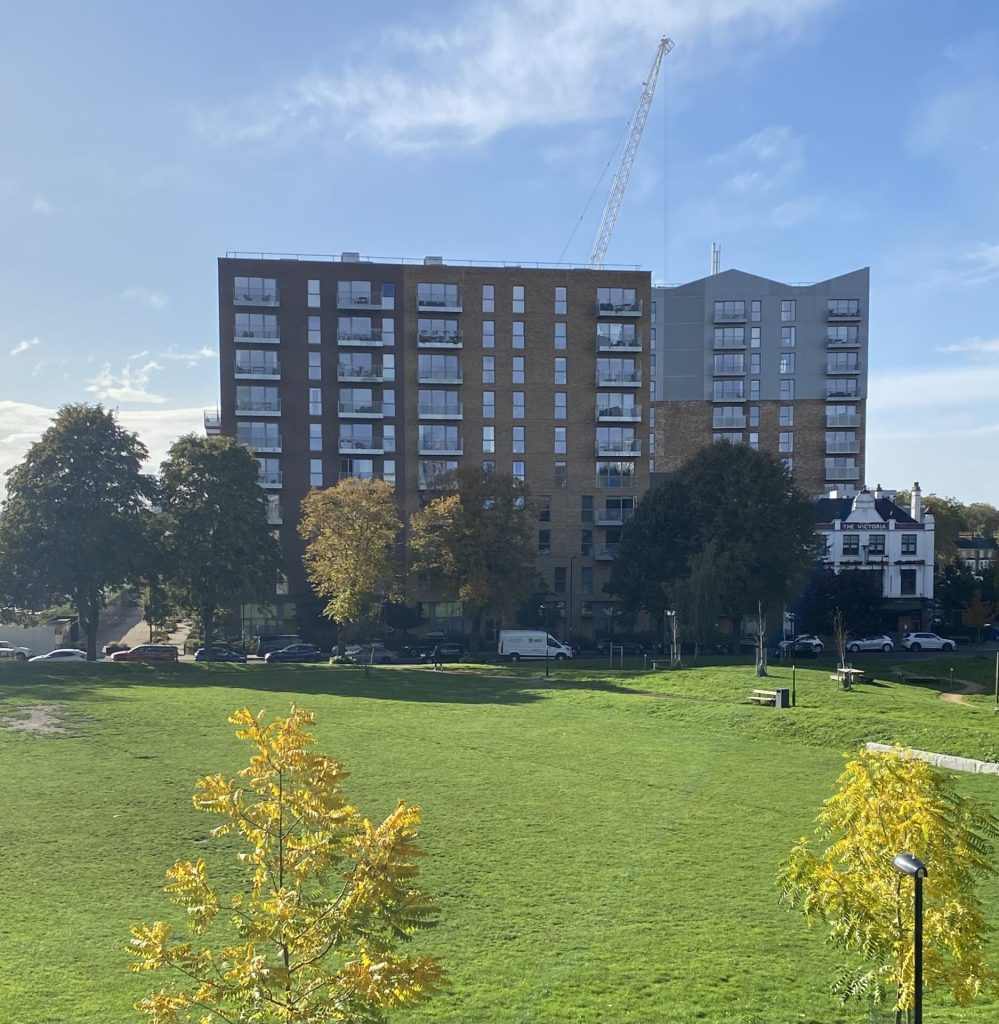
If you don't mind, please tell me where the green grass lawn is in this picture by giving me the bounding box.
[2,656,998,1024]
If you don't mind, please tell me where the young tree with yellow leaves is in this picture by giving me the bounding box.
[777,748,999,1021]
[128,706,447,1023]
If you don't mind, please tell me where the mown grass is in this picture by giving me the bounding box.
[1,656,998,1024]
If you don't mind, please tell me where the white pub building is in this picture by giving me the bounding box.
[814,483,936,633]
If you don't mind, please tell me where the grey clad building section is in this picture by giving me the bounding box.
[650,268,869,496]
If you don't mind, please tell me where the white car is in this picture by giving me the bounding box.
[28,649,88,662]
[792,634,824,652]
[902,632,956,652]
[847,635,894,653]
[0,640,32,661]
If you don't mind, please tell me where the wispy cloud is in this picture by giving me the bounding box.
[86,359,167,404]
[158,345,217,367]
[10,337,40,356]
[120,286,169,309]
[937,335,999,354]
[193,0,837,154]
[719,125,804,194]
[30,196,53,215]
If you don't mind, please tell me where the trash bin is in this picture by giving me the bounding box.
[774,687,791,709]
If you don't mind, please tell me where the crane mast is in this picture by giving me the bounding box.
[589,35,674,269]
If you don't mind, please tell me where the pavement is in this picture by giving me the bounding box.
[95,600,191,655]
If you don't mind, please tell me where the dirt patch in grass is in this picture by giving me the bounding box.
[0,704,74,736]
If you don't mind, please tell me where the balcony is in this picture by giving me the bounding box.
[827,304,862,321]
[235,361,280,379]
[338,401,384,418]
[338,437,384,455]
[204,409,221,434]
[418,369,463,385]
[235,399,281,416]
[418,330,463,349]
[713,337,747,350]
[826,335,861,348]
[825,467,860,481]
[337,327,383,346]
[238,433,282,453]
[827,362,861,375]
[338,471,387,482]
[419,403,464,419]
[713,308,746,324]
[596,300,642,317]
[713,416,747,429]
[337,364,383,382]
[595,439,642,457]
[596,331,641,353]
[594,544,619,561]
[594,508,634,526]
[595,475,637,490]
[596,403,641,421]
[826,413,861,427]
[266,502,283,526]
[418,469,457,490]
[418,294,462,313]
[234,330,279,345]
[826,385,860,399]
[595,369,642,387]
[234,289,279,307]
[257,471,282,489]
[418,438,464,456]
[826,440,860,454]
[337,291,383,310]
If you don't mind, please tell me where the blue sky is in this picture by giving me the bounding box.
[2,0,998,502]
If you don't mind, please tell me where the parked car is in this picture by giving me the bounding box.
[255,634,303,658]
[110,644,179,663]
[791,634,824,652]
[774,639,820,659]
[264,643,324,663]
[0,640,32,661]
[596,639,646,657]
[28,648,87,662]
[902,632,956,652]
[847,634,894,653]
[194,645,248,663]
[345,643,405,665]
[402,633,448,659]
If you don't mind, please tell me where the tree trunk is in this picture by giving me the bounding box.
[77,593,101,662]
[202,605,214,662]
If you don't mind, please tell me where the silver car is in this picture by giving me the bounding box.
[847,634,894,653]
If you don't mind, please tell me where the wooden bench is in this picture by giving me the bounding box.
[831,667,869,689]
[749,688,778,706]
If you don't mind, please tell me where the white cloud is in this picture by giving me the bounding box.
[10,337,40,356]
[937,335,999,354]
[120,287,169,309]
[158,345,217,367]
[30,196,53,215]
[86,359,167,405]
[720,125,804,194]
[957,243,999,286]
[193,0,837,153]
[909,79,999,161]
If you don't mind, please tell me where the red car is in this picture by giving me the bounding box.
[110,644,179,663]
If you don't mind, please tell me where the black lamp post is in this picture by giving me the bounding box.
[893,852,928,1024]
[540,603,550,678]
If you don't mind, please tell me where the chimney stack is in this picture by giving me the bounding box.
[910,482,922,522]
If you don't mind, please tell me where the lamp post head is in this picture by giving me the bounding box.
[893,852,928,878]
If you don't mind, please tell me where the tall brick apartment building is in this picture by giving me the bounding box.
[214,253,651,639]
[650,267,869,495]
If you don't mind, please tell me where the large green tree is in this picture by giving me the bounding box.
[0,404,154,659]
[158,434,281,655]
[299,478,402,637]
[409,466,538,631]
[607,444,817,628]
[798,565,884,636]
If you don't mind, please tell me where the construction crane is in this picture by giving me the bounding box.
[589,35,674,269]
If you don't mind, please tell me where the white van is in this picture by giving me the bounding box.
[497,630,574,662]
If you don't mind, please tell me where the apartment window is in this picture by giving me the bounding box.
[381,282,395,311]
[779,432,794,453]
[780,379,795,400]
[750,327,761,347]
[554,322,567,350]
[418,317,459,343]
[482,426,495,453]
[714,406,743,428]
[554,427,567,454]
[512,321,525,349]
[779,353,795,374]
[257,457,280,486]
[749,352,761,374]
[482,284,495,312]
[828,299,861,317]
[418,353,460,382]
[309,424,322,452]
[596,461,635,488]
[512,392,525,419]
[748,406,759,427]
[780,457,794,474]
[482,356,495,383]
[482,460,495,474]
[309,388,322,416]
[581,494,593,523]
[772,406,791,428]
[382,317,395,347]
[553,566,566,592]
[235,349,278,375]
[235,277,278,304]
[309,459,323,487]
[554,392,567,419]
[714,327,744,348]
[512,461,525,482]
[714,432,743,444]
[512,285,525,313]
[483,391,495,418]
[843,534,860,556]
[235,313,278,340]
[383,424,396,453]
[417,282,460,308]
[512,356,525,384]
[827,404,857,425]
[827,378,859,398]
[581,567,594,593]
[512,426,525,454]
[781,326,796,348]
[383,389,396,417]
[383,459,396,485]
[900,568,917,596]
[308,351,321,380]
[713,300,745,321]
[236,421,280,449]
[554,286,567,314]
[418,424,457,453]
[382,353,395,382]
[538,530,551,555]
[901,534,918,556]
[308,316,321,344]
[713,353,745,375]
[750,299,761,322]
[581,529,593,556]
[554,357,567,385]
[868,534,886,556]
[538,496,551,522]
[713,380,744,401]
[598,287,637,311]
[828,352,860,373]
[750,379,760,400]
[828,325,859,344]
[554,461,567,488]
[748,432,759,449]
[482,320,495,348]
[781,299,796,321]
[307,280,320,308]
[826,431,857,452]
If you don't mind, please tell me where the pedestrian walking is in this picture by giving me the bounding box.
[432,643,443,671]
